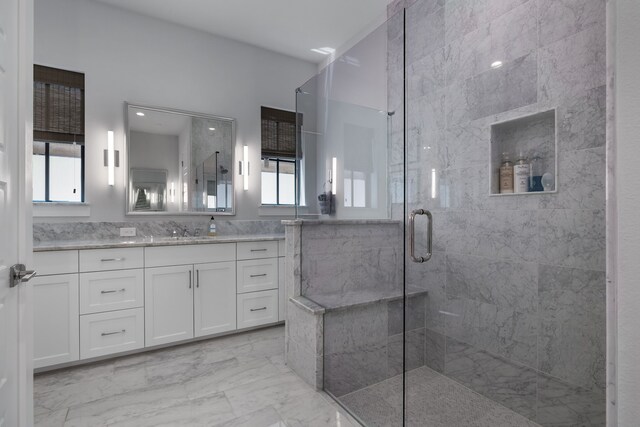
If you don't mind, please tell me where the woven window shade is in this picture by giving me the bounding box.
[34,65,85,144]
[261,106,301,158]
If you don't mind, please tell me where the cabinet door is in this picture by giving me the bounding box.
[145,265,194,346]
[194,261,236,337]
[278,257,285,321]
[33,274,79,369]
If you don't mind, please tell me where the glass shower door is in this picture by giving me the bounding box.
[293,9,408,427]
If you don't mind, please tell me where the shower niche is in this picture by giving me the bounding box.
[490,109,557,195]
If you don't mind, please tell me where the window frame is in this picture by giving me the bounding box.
[261,156,296,206]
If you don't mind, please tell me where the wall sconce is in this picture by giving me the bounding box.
[104,131,119,186]
[238,145,250,191]
[331,157,337,194]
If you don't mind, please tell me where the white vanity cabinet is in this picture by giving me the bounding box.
[32,251,80,369]
[145,265,195,346]
[33,238,283,371]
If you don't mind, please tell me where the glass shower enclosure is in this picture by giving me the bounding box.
[293,1,606,426]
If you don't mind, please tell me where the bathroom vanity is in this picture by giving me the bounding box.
[32,236,285,371]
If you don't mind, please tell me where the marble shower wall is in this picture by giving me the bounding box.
[33,220,285,242]
[387,0,607,425]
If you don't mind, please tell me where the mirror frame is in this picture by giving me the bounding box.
[124,102,236,216]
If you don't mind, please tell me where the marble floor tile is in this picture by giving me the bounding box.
[212,406,286,427]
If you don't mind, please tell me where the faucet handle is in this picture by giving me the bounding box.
[194,228,201,237]
[171,229,178,239]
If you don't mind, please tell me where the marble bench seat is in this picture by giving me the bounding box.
[303,286,428,313]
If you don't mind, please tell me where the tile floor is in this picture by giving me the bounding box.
[34,325,359,427]
[340,366,541,427]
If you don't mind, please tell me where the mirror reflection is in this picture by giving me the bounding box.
[126,105,235,215]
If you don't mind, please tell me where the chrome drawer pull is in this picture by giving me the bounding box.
[100,258,125,262]
[250,307,267,312]
[250,273,267,278]
[101,288,126,294]
[250,249,267,252]
[101,329,126,336]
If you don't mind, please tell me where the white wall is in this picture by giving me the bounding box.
[614,0,640,424]
[33,0,316,222]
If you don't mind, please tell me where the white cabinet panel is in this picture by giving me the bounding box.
[279,257,285,322]
[237,241,278,260]
[237,258,278,294]
[145,243,235,268]
[145,265,194,346]
[33,274,79,369]
[194,261,236,337]
[278,239,285,257]
[79,247,144,272]
[237,289,279,329]
[80,308,144,359]
[79,269,144,314]
[33,250,78,275]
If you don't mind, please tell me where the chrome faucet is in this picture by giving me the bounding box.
[171,229,178,239]
[182,228,190,238]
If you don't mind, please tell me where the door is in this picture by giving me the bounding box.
[0,0,33,425]
[145,265,194,346]
[194,261,236,337]
[32,274,79,368]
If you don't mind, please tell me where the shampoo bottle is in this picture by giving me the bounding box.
[513,151,530,193]
[499,152,514,194]
[208,216,217,237]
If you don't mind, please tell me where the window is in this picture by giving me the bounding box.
[33,65,85,202]
[260,106,298,205]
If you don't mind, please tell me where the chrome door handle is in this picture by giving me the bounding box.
[250,307,267,312]
[409,209,433,263]
[196,270,199,288]
[101,288,126,294]
[101,258,125,262]
[250,274,267,278]
[189,270,192,289]
[9,264,37,287]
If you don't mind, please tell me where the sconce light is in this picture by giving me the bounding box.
[104,131,119,186]
[239,145,250,191]
[331,157,337,194]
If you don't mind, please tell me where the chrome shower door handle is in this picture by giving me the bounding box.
[409,209,433,263]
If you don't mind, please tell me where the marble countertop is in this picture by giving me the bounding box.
[33,234,284,252]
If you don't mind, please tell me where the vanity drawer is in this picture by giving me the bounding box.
[237,258,278,294]
[145,243,235,267]
[236,289,279,329]
[237,241,278,260]
[80,308,144,359]
[33,250,78,275]
[79,248,144,272]
[79,269,144,314]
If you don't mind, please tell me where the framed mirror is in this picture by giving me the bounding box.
[125,103,235,215]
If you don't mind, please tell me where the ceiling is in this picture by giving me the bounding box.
[93,0,390,63]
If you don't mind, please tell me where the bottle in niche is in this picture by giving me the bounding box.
[499,152,514,194]
[529,153,544,192]
[514,151,530,193]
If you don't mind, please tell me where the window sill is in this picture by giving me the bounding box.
[258,205,298,217]
[33,202,91,218]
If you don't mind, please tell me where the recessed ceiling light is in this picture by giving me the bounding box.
[311,47,335,55]
[136,111,145,116]
[209,127,215,131]
[491,60,503,69]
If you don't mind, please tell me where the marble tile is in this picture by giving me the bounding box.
[444,337,538,419]
[406,1,445,65]
[537,209,606,271]
[324,342,389,397]
[407,47,446,100]
[557,85,606,152]
[537,373,606,427]
[388,293,426,335]
[446,294,538,366]
[213,406,285,427]
[223,372,319,417]
[405,252,446,295]
[286,337,323,390]
[63,382,189,426]
[442,119,489,169]
[425,287,448,334]
[539,265,606,392]
[324,302,388,355]
[99,392,237,427]
[466,53,538,121]
[538,0,606,47]
[538,24,606,103]
[277,390,360,427]
[33,408,67,427]
[388,329,426,376]
[441,209,538,262]
[287,300,323,356]
[446,253,538,312]
[425,329,445,372]
[444,0,484,44]
[539,147,606,210]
